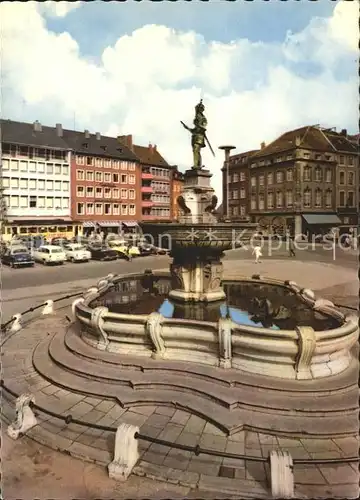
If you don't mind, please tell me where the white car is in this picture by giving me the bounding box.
[32,245,66,265]
[63,243,91,263]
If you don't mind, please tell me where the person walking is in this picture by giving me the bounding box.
[252,244,262,263]
[289,237,296,257]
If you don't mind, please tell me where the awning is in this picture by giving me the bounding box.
[82,221,96,228]
[122,221,138,227]
[97,220,122,227]
[302,214,341,225]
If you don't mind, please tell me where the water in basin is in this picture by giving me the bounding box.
[90,275,339,331]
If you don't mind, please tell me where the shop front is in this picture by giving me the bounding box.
[301,214,342,238]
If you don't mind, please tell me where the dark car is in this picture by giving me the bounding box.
[87,244,118,261]
[51,237,69,246]
[1,246,34,268]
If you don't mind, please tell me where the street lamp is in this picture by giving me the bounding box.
[219,145,235,219]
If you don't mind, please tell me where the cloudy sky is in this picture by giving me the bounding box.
[0,0,358,197]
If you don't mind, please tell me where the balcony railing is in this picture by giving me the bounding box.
[141,201,154,208]
[141,186,153,193]
[141,173,154,180]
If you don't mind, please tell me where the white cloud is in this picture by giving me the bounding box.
[0,1,357,201]
[38,0,82,18]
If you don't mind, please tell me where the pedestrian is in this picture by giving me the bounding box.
[289,237,296,257]
[252,244,262,263]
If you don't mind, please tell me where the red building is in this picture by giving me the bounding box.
[171,167,184,220]
[68,130,141,236]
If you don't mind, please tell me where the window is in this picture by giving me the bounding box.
[240,172,245,182]
[325,190,332,207]
[129,204,136,215]
[28,162,36,173]
[276,191,283,208]
[240,206,246,216]
[303,189,311,208]
[54,197,61,209]
[128,163,136,171]
[121,161,127,170]
[11,161,19,171]
[10,196,19,207]
[46,197,54,208]
[10,178,19,188]
[232,206,239,216]
[348,172,354,185]
[315,189,322,207]
[251,177,256,187]
[2,177,9,188]
[276,171,283,183]
[347,192,354,207]
[286,190,293,207]
[240,188,246,199]
[259,194,264,210]
[259,175,264,186]
[95,171,103,182]
[77,202,85,215]
[77,186,84,197]
[62,181,69,191]
[38,196,45,208]
[29,179,36,190]
[348,156,354,166]
[76,156,85,165]
[38,179,45,190]
[303,152,310,159]
[339,171,345,184]
[325,169,332,183]
[314,167,322,182]
[113,173,119,183]
[95,203,102,215]
[104,203,111,215]
[54,181,61,191]
[121,189,128,199]
[77,170,84,181]
[129,174,135,184]
[113,188,119,199]
[46,164,53,174]
[339,155,345,165]
[86,171,94,181]
[86,157,93,166]
[29,196,37,208]
[129,189,135,199]
[113,160,119,169]
[339,191,345,207]
[86,186,94,197]
[303,167,311,181]
[104,187,111,198]
[20,196,27,208]
[86,203,94,215]
[37,162,45,173]
[63,165,69,175]
[113,204,119,215]
[250,196,256,210]
[2,159,9,170]
[46,180,54,190]
[104,173,111,182]
[54,164,61,175]
[121,174,128,183]
[62,198,69,209]
[121,204,128,215]
[286,169,293,182]
[233,173,239,183]
[95,187,102,198]
[267,173,273,185]
[104,159,111,168]
[95,158,102,167]
[232,190,238,200]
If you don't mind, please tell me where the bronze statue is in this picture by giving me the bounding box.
[181,99,215,169]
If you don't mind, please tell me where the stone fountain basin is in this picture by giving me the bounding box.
[73,272,358,381]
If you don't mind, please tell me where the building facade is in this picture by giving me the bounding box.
[68,130,140,236]
[0,119,73,240]
[224,126,358,236]
[171,167,184,220]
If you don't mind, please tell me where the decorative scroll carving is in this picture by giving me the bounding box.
[90,306,110,349]
[7,393,38,439]
[146,312,165,359]
[295,326,316,380]
[218,317,232,369]
[71,297,85,320]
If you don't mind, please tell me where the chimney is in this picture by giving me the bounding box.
[96,132,101,140]
[341,128,347,136]
[84,129,90,139]
[117,134,133,151]
[295,136,301,146]
[153,144,157,151]
[55,123,63,137]
[33,120,42,132]
[149,143,153,153]
[260,141,266,149]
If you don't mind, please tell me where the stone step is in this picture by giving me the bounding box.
[49,329,358,415]
[66,323,357,395]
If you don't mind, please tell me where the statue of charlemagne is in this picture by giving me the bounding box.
[181,99,214,169]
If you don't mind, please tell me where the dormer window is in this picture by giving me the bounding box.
[83,143,88,149]
[117,147,122,153]
[101,145,107,152]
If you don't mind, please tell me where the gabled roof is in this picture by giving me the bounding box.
[321,129,358,154]
[0,119,138,160]
[132,144,169,167]
[229,149,259,163]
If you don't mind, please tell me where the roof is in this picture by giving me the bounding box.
[251,125,358,158]
[0,119,138,161]
[229,149,259,163]
[133,144,169,167]
[302,214,341,225]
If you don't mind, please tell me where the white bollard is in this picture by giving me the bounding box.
[108,423,139,481]
[270,450,294,498]
[10,314,22,333]
[42,300,54,315]
[7,393,38,440]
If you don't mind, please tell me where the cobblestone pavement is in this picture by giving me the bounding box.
[1,259,359,499]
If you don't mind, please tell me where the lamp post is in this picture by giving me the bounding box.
[219,145,235,219]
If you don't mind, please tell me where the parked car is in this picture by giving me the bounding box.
[32,245,66,265]
[107,240,131,260]
[51,237,69,246]
[1,246,34,268]
[86,244,118,261]
[70,236,89,245]
[63,243,91,263]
